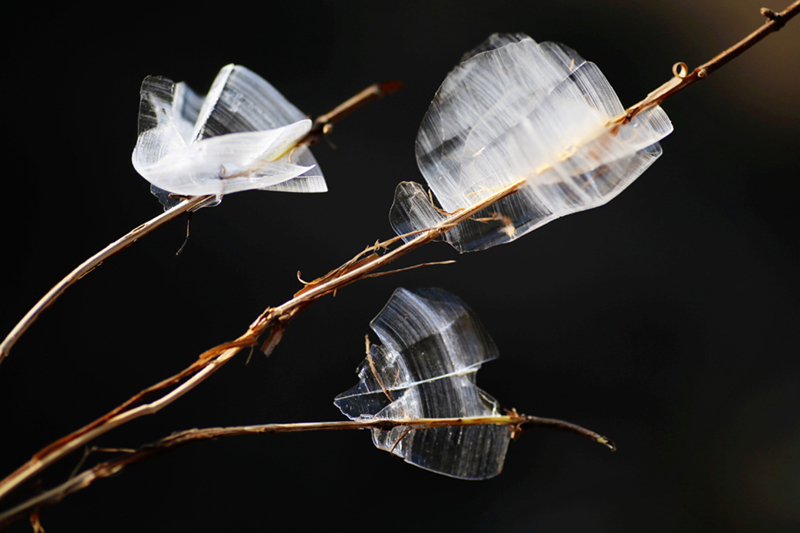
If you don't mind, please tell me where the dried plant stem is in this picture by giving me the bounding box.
[0,195,210,364]
[0,81,402,366]
[0,414,612,526]
[2,0,798,519]
[519,415,616,450]
[0,178,526,506]
[0,340,243,505]
[304,80,402,143]
[612,0,800,126]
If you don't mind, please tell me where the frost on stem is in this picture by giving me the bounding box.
[131,64,327,210]
[391,33,673,252]
[334,288,510,480]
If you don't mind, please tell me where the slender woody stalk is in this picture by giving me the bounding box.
[0,414,614,526]
[0,195,210,363]
[0,177,527,506]
[0,81,401,365]
[1,1,798,525]
[611,1,800,126]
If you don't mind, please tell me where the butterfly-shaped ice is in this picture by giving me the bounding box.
[132,64,326,210]
[390,33,673,251]
[334,287,510,480]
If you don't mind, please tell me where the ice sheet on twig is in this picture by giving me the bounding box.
[132,65,326,209]
[334,288,510,480]
[391,33,672,251]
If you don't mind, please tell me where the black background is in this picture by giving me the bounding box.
[2,1,799,531]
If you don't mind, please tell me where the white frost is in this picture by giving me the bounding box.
[391,33,673,251]
[334,288,510,480]
[131,64,327,208]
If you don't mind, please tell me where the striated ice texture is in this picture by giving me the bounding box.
[334,288,510,480]
[390,33,673,251]
[132,64,326,209]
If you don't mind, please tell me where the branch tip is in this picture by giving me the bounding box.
[378,79,403,96]
[519,415,616,451]
[596,436,617,452]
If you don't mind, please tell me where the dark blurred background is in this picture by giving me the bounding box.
[2,1,798,531]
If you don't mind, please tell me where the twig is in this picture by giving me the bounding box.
[302,80,403,145]
[362,259,456,279]
[0,81,402,365]
[0,413,611,527]
[610,0,800,126]
[518,415,616,450]
[0,195,210,365]
[0,337,257,502]
[1,0,797,517]
[0,176,526,506]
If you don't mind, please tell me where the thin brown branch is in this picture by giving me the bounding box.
[0,195,211,364]
[0,178,526,506]
[0,413,612,527]
[304,79,403,143]
[0,336,256,504]
[362,259,456,279]
[611,1,800,126]
[1,0,797,518]
[0,80,402,366]
[519,415,616,451]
